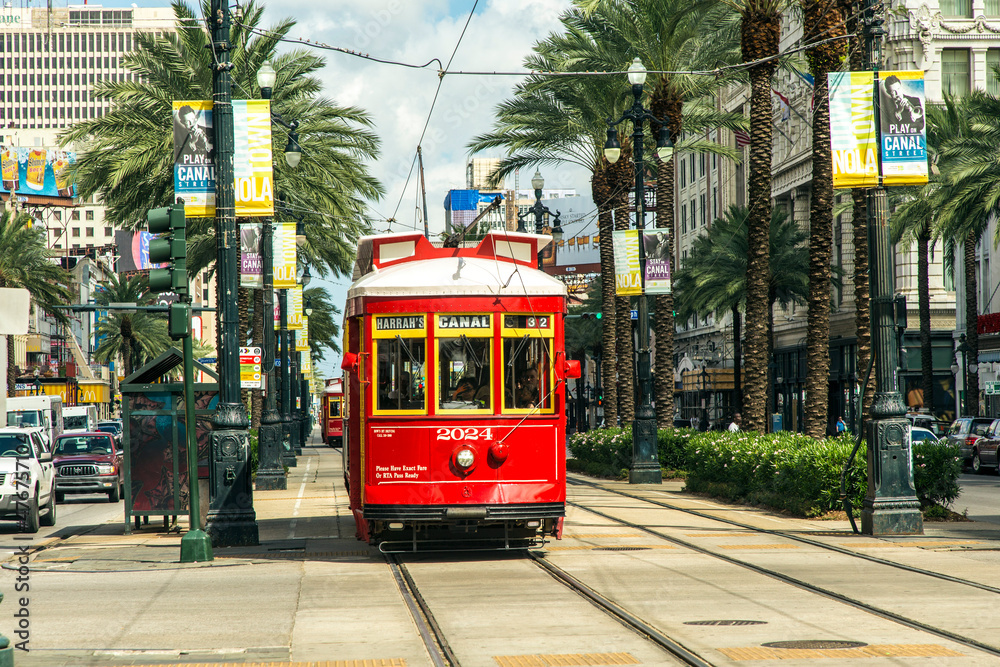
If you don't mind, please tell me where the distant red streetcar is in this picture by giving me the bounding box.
[340,231,580,552]
[322,378,344,447]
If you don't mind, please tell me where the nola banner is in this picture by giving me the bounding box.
[173,100,274,217]
[828,71,928,188]
[296,317,310,351]
[613,229,672,296]
[613,230,641,296]
[288,285,304,331]
[829,71,878,188]
[240,222,297,289]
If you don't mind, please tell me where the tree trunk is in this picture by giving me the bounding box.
[591,168,618,427]
[917,226,934,414]
[612,155,635,424]
[732,304,742,414]
[251,286,264,431]
[803,0,845,438]
[741,16,780,432]
[651,94,683,430]
[964,230,980,416]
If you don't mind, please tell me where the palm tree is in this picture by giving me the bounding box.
[0,210,74,395]
[673,205,808,412]
[576,0,743,428]
[802,0,848,438]
[303,286,342,364]
[468,26,630,427]
[60,0,383,282]
[727,0,786,432]
[92,274,171,378]
[931,89,1000,417]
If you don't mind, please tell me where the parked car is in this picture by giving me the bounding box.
[52,432,124,503]
[905,413,948,437]
[910,426,940,443]
[0,426,57,532]
[963,418,1000,474]
[944,417,996,469]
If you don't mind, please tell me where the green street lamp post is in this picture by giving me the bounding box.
[860,0,923,535]
[278,288,296,468]
[290,265,310,455]
[205,0,259,547]
[604,58,673,484]
[254,61,302,491]
[515,170,564,270]
[299,297,314,446]
[956,334,975,417]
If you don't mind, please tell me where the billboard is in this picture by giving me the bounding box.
[0,145,77,198]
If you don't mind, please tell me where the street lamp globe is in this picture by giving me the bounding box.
[603,127,622,164]
[283,124,302,169]
[655,126,674,162]
[300,265,312,287]
[627,57,647,86]
[531,169,544,191]
[256,61,276,100]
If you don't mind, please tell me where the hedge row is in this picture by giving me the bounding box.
[567,427,962,517]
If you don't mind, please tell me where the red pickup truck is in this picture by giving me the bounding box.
[53,432,125,503]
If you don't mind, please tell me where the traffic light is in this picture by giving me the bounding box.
[596,391,603,408]
[581,312,602,320]
[147,204,187,296]
[147,204,190,339]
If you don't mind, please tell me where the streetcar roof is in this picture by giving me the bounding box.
[349,231,567,298]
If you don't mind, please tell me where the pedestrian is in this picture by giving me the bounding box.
[836,416,847,434]
[728,413,741,432]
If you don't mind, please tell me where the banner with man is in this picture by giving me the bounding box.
[879,71,928,186]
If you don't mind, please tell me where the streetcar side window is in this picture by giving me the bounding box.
[502,337,552,411]
[375,338,426,412]
[438,337,492,411]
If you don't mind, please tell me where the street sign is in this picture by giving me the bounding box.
[239,346,262,389]
[986,381,1000,396]
[630,309,638,320]
[198,357,217,364]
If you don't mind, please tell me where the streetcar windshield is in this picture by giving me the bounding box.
[375,338,426,412]
[329,397,341,418]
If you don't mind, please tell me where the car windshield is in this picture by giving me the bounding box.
[6,411,40,427]
[0,433,33,457]
[55,436,112,455]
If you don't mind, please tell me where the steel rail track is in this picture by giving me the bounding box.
[386,554,460,667]
[566,488,1000,660]
[528,551,713,667]
[570,477,1000,596]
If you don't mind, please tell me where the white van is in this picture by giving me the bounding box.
[63,405,98,434]
[6,395,63,447]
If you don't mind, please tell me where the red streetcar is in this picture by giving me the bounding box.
[322,378,344,447]
[340,231,580,552]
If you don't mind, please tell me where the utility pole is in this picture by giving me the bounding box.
[860,0,923,535]
[206,0,259,546]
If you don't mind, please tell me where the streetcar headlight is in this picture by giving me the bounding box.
[455,447,475,470]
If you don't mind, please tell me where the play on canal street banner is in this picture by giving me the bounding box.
[642,231,672,295]
[828,71,878,188]
[240,223,262,288]
[613,230,641,296]
[173,100,274,217]
[878,71,928,186]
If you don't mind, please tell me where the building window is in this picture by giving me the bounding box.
[679,158,686,188]
[54,211,62,221]
[85,210,94,221]
[940,0,972,16]
[86,227,94,237]
[72,228,80,237]
[942,49,971,96]
[681,204,687,234]
[988,0,1000,15]
[690,198,697,228]
[104,226,113,236]
[988,49,1000,96]
[700,194,706,226]
[71,210,80,221]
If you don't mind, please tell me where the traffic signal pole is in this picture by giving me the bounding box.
[860,0,923,535]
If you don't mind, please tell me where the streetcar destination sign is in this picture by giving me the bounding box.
[376,316,424,331]
[438,315,489,329]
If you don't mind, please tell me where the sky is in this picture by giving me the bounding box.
[80,0,595,378]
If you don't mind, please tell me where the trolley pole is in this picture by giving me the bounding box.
[860,0,923,535]
[205,0,259,547]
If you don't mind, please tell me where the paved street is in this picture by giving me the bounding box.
[956,472,1000,525]
[2,429,1000,666]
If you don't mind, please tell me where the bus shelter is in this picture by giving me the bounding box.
[120,348,218,533]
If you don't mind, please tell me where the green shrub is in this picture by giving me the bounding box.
[912,441,962,508]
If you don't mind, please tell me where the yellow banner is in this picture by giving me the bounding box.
[296,317,309,351]
[274,223,297,288]
[828,72,879,188]
[612,230,641,296]
[288,285,303,330]
[233,100,275,216]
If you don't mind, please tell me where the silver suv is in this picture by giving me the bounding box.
[944,417,996,468]
[0,427,57,532]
